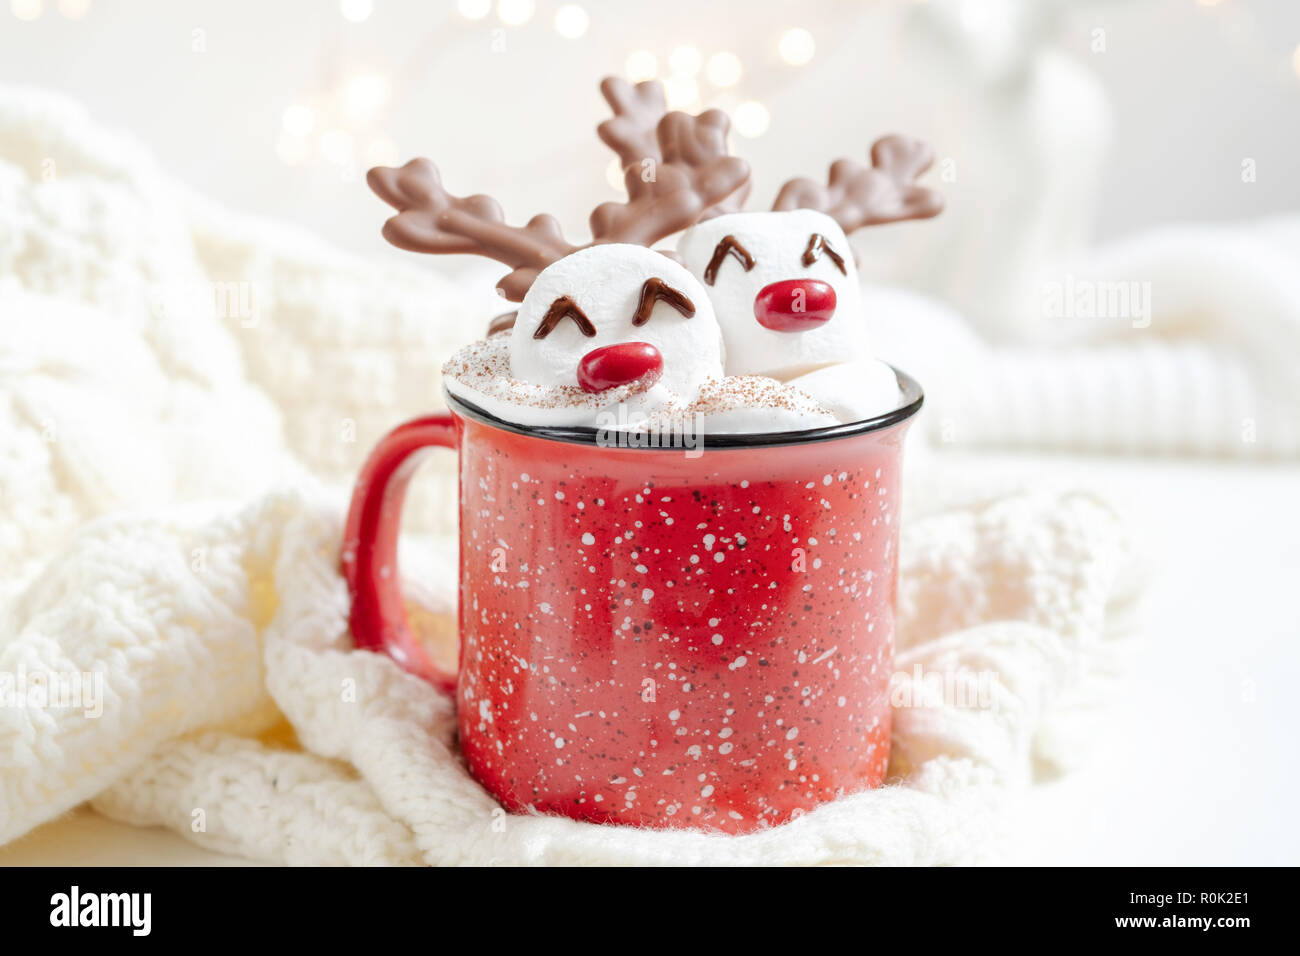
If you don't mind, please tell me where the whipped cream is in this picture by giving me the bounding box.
[441,331,900,434]
[670,375,840,432]
[784,359,902,425]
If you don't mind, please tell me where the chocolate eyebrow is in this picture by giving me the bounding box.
[802,233,847,275]
[703,234,756,285]
[632,277,695,326]
[533,296,596,339]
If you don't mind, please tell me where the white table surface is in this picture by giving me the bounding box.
[4,451,1297,866]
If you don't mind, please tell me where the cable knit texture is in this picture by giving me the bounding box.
[870,222,1300,457]
[0,87,1160,864]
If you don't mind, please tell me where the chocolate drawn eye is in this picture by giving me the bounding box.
[802,233,847,275]
[703,235,756,285]
[632,277,696,326]
[533,296,596,339]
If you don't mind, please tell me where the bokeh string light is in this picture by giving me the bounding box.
[320,129,355,167]
[732,100,771,138]
[342,74,389,121]
[626,50,658,83]
[10,0,42,21]
[777,27,816,66]
[706,51,744,88]
[1,0,1296,197]
[339,0,372,23]
[554,3,588,39]
[281,104,315,138]
[234,3,824,171]
[457,0,491,19]
[669,45,703,76]
[264,0,1300,170]
[663,74,700,110]
[496,0,535,27]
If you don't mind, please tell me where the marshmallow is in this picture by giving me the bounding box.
[509,244,724,398]
[671,375,840,433]
[677,209,869,379]
[786,359,901,424]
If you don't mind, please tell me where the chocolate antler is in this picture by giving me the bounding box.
[590,109,750,244]
[597,76,750,219]
[368,159,578,301]
[597,77,667,172]
[371,105,751,300]
[771,134,944,232]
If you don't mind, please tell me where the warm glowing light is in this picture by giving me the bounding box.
[365,138,399,168]
[605,157,626,192]
[626,50,657,82]
[778,27,816,66]
[706,51,742,88]
[663,74,699,110]
[339,0,372,23]
[457,0,490,19]
[1195,0,1224,6]
[496,0,534,26]
[282,104,315,137]
[733,100,770,138]
[669,45,702,76]
[57,0,89,18]
[343,74,390,119]
[276,133,310,166]
[321,129,355,165]
[10,0,43,21]
[554,3,587,39]
[1293,43,1300,78]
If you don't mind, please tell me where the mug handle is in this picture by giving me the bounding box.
[341,413,459,696]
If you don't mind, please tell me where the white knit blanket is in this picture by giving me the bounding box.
[0,86,1284,864]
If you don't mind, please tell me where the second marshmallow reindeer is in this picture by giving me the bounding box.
[600,78,943,421]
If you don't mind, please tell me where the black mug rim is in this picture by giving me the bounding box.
[442,365,924,449]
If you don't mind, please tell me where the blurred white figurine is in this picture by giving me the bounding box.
[860,0,1114,342]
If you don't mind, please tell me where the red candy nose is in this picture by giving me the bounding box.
[754,279,837,331]
[577,342,664,394]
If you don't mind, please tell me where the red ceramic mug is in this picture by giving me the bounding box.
[342,371,922,834]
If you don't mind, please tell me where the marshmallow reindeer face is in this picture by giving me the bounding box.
[677,209,868,379]
[509,244,723,399]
